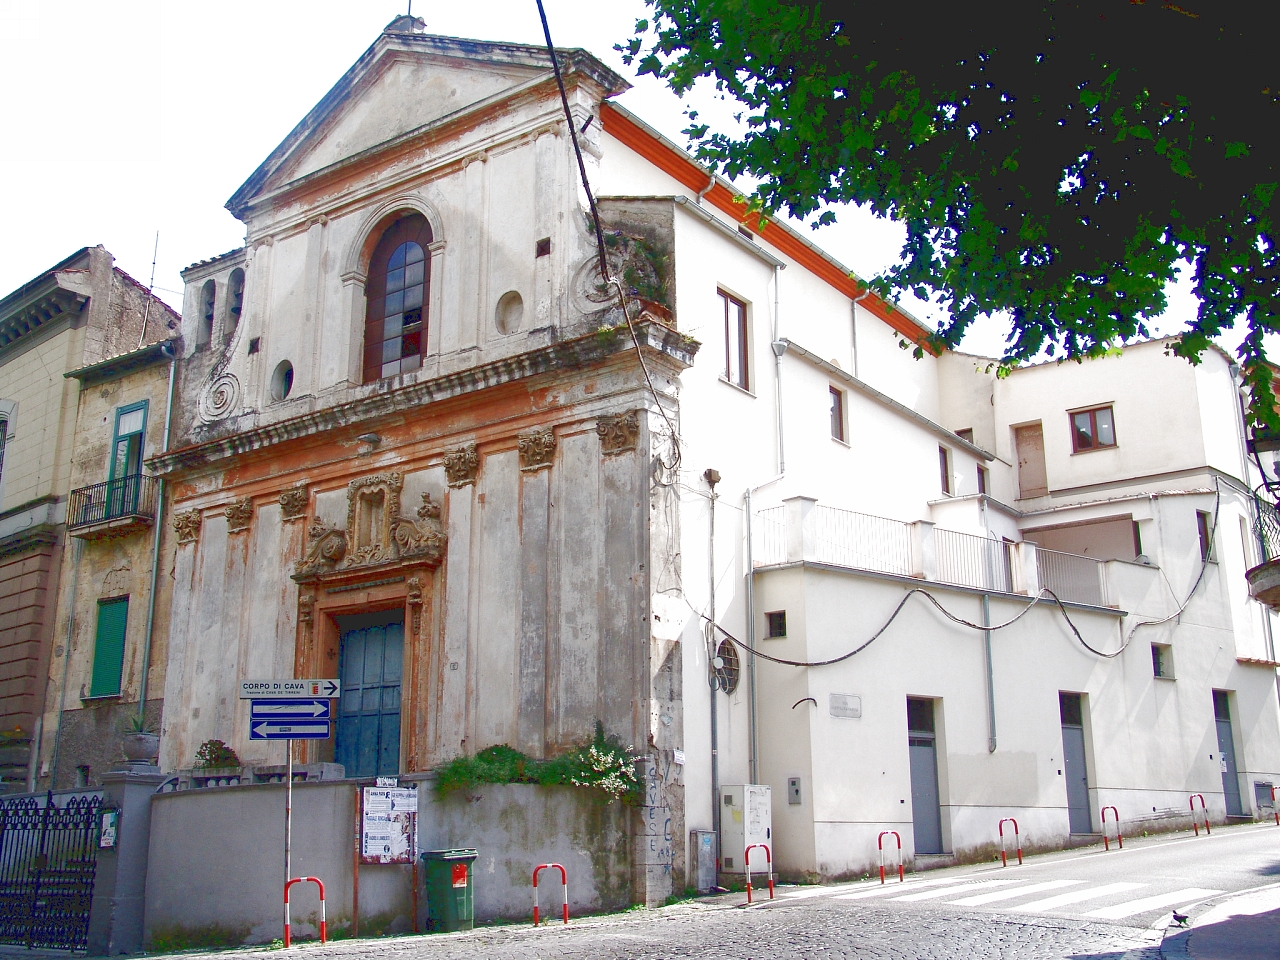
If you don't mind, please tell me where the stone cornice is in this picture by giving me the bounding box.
[148,319,698,476]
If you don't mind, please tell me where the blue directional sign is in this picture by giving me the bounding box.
[249,719,331,740]
[250,699,332,721]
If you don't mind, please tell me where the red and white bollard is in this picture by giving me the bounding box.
[532,863,568,926]
[283,876,326,948]
[878,831,904,884]
[1101,806,1123,851]
[998,818,1022,866]
[1189,793,1210,836]
[744,844,774,904]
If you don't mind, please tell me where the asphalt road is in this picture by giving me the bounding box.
[153,821,1280,959]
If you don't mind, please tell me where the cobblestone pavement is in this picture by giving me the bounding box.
[160,896,1163,960]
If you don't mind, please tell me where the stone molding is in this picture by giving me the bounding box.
[173,510,202,544]
[148,320,698,476]
[279,485,308,521]
[293,472,446,581]
[597,411,640,456]
[224,497,253,533]
[443,445,480,488]
[518,430,556,472]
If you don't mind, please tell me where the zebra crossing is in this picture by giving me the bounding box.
[780,874,1223,921]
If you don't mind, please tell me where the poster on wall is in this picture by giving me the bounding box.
[360,785,418,864]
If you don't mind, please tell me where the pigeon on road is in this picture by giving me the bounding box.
[1171,910,1190,927]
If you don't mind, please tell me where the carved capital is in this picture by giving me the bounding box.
[279,485,308,522]
[173,510,202,544]
[597,411,640,456]
[298,593,315,624]
[518,430,556,472]
[225,497,253,533]
[443,445,479,488]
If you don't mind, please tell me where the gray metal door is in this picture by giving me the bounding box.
[1060,693,1092,833]
[907,698,944,855]
[1213,691,1244,817]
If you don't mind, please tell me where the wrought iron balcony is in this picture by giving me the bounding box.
[67,474,159,540]
[1247,495,1280,607]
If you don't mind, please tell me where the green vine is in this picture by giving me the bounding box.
[433,722,640,802]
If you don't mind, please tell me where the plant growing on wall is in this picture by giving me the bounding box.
[192,739,240,769]
[434,722,640,802]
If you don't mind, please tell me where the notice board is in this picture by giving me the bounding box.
[360,786,418,864]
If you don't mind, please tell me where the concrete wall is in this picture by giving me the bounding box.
[144,780,634,948]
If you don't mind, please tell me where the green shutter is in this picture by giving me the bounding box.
[90,598,128,698]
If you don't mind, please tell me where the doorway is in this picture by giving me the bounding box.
[335,610,404,779]
[1014,423,1048,499]
[907,697,944,855]
[1213,690,1244,817]
[1060,692,1092,833]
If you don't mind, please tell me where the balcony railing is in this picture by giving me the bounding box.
[934,528,1013,593]
[1254,495,1280,563]
[751,497,1116,608]
[67,474,159,537]
[1036,547,1109,607]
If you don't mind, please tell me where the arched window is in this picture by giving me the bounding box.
[363,214,432,382]
[226,268,245,339]
[198,279,215,350]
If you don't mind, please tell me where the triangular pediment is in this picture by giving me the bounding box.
[228,21,628,216]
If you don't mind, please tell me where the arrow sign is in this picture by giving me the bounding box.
[240,679,340,700]
[250,699,331,720]
[249,720,331,740]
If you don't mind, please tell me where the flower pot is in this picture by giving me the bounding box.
[122,732,160,763]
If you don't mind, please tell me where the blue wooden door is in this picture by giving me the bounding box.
[336,621,403,778]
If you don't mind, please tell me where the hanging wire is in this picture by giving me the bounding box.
[533,0,682,482]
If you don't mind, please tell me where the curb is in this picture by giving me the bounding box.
[1159,924,1191,960]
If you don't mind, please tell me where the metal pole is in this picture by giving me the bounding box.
[707,478,720,854]
[744,486,759,784]
[284,739,292,941]
[138,342,177,723]
[980,499,997,753]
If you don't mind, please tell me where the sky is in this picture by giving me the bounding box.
[0,0,1219,360]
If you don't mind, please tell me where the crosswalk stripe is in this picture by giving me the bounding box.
[833,877,983,901]
[946,879,1084,906]
[891,878,1026,902]
[1084,887,1223,920]
[780,884,861,899]
[1011,882,1146,913]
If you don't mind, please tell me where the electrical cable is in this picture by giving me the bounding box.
[534,0,681,483]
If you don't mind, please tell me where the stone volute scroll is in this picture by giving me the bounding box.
[518,429,556,472]
[225,497,253,533]
[173,510,202,544]
[597,411,640,456]
[444,444,480,488]
[292,472,446,582]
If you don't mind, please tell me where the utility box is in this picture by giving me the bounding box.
[690,829,717,892]
[719,784,772,873]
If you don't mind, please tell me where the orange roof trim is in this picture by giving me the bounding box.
[600,102,933,346]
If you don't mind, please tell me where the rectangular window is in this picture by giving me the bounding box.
[956,428,974,444]
[829,387,845,441]
[1132,520,1144,558]
[1071,405,1117,452]
[766,610,787,638]
[1152,643,1173,679]
[1197,510,1214,561]
[939,446,952,495]
[977,464,988,495]
[89,597,129,698]
[720,290,749,390]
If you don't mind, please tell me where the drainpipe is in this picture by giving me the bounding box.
[771,265,787,475]
[137,341,178,724]
[705,468,721,855]
[980,498,997,753]
[696,174,714,206]
[851,289,872,381]
[744,474,784,787]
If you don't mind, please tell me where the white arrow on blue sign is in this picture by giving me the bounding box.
[249,720,331,740]
[250,699,331,720]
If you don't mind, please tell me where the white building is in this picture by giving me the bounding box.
[150,14,1280,921]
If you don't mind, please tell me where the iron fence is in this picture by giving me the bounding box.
[752,507,788,567]
[1036,547,1109,607]
[934,528,1013,593]
[67,474,159,530]
[810,505,914,576]
[0,791,101,950]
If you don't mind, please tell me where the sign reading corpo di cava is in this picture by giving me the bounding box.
[239,679,340,699]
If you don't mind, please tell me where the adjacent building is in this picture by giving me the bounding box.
[0,247,177,792]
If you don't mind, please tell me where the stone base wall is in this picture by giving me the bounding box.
[0,532,60,741]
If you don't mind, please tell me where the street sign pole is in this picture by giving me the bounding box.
[285,737,292,943]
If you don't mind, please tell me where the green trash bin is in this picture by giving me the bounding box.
[421,848,478,932]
